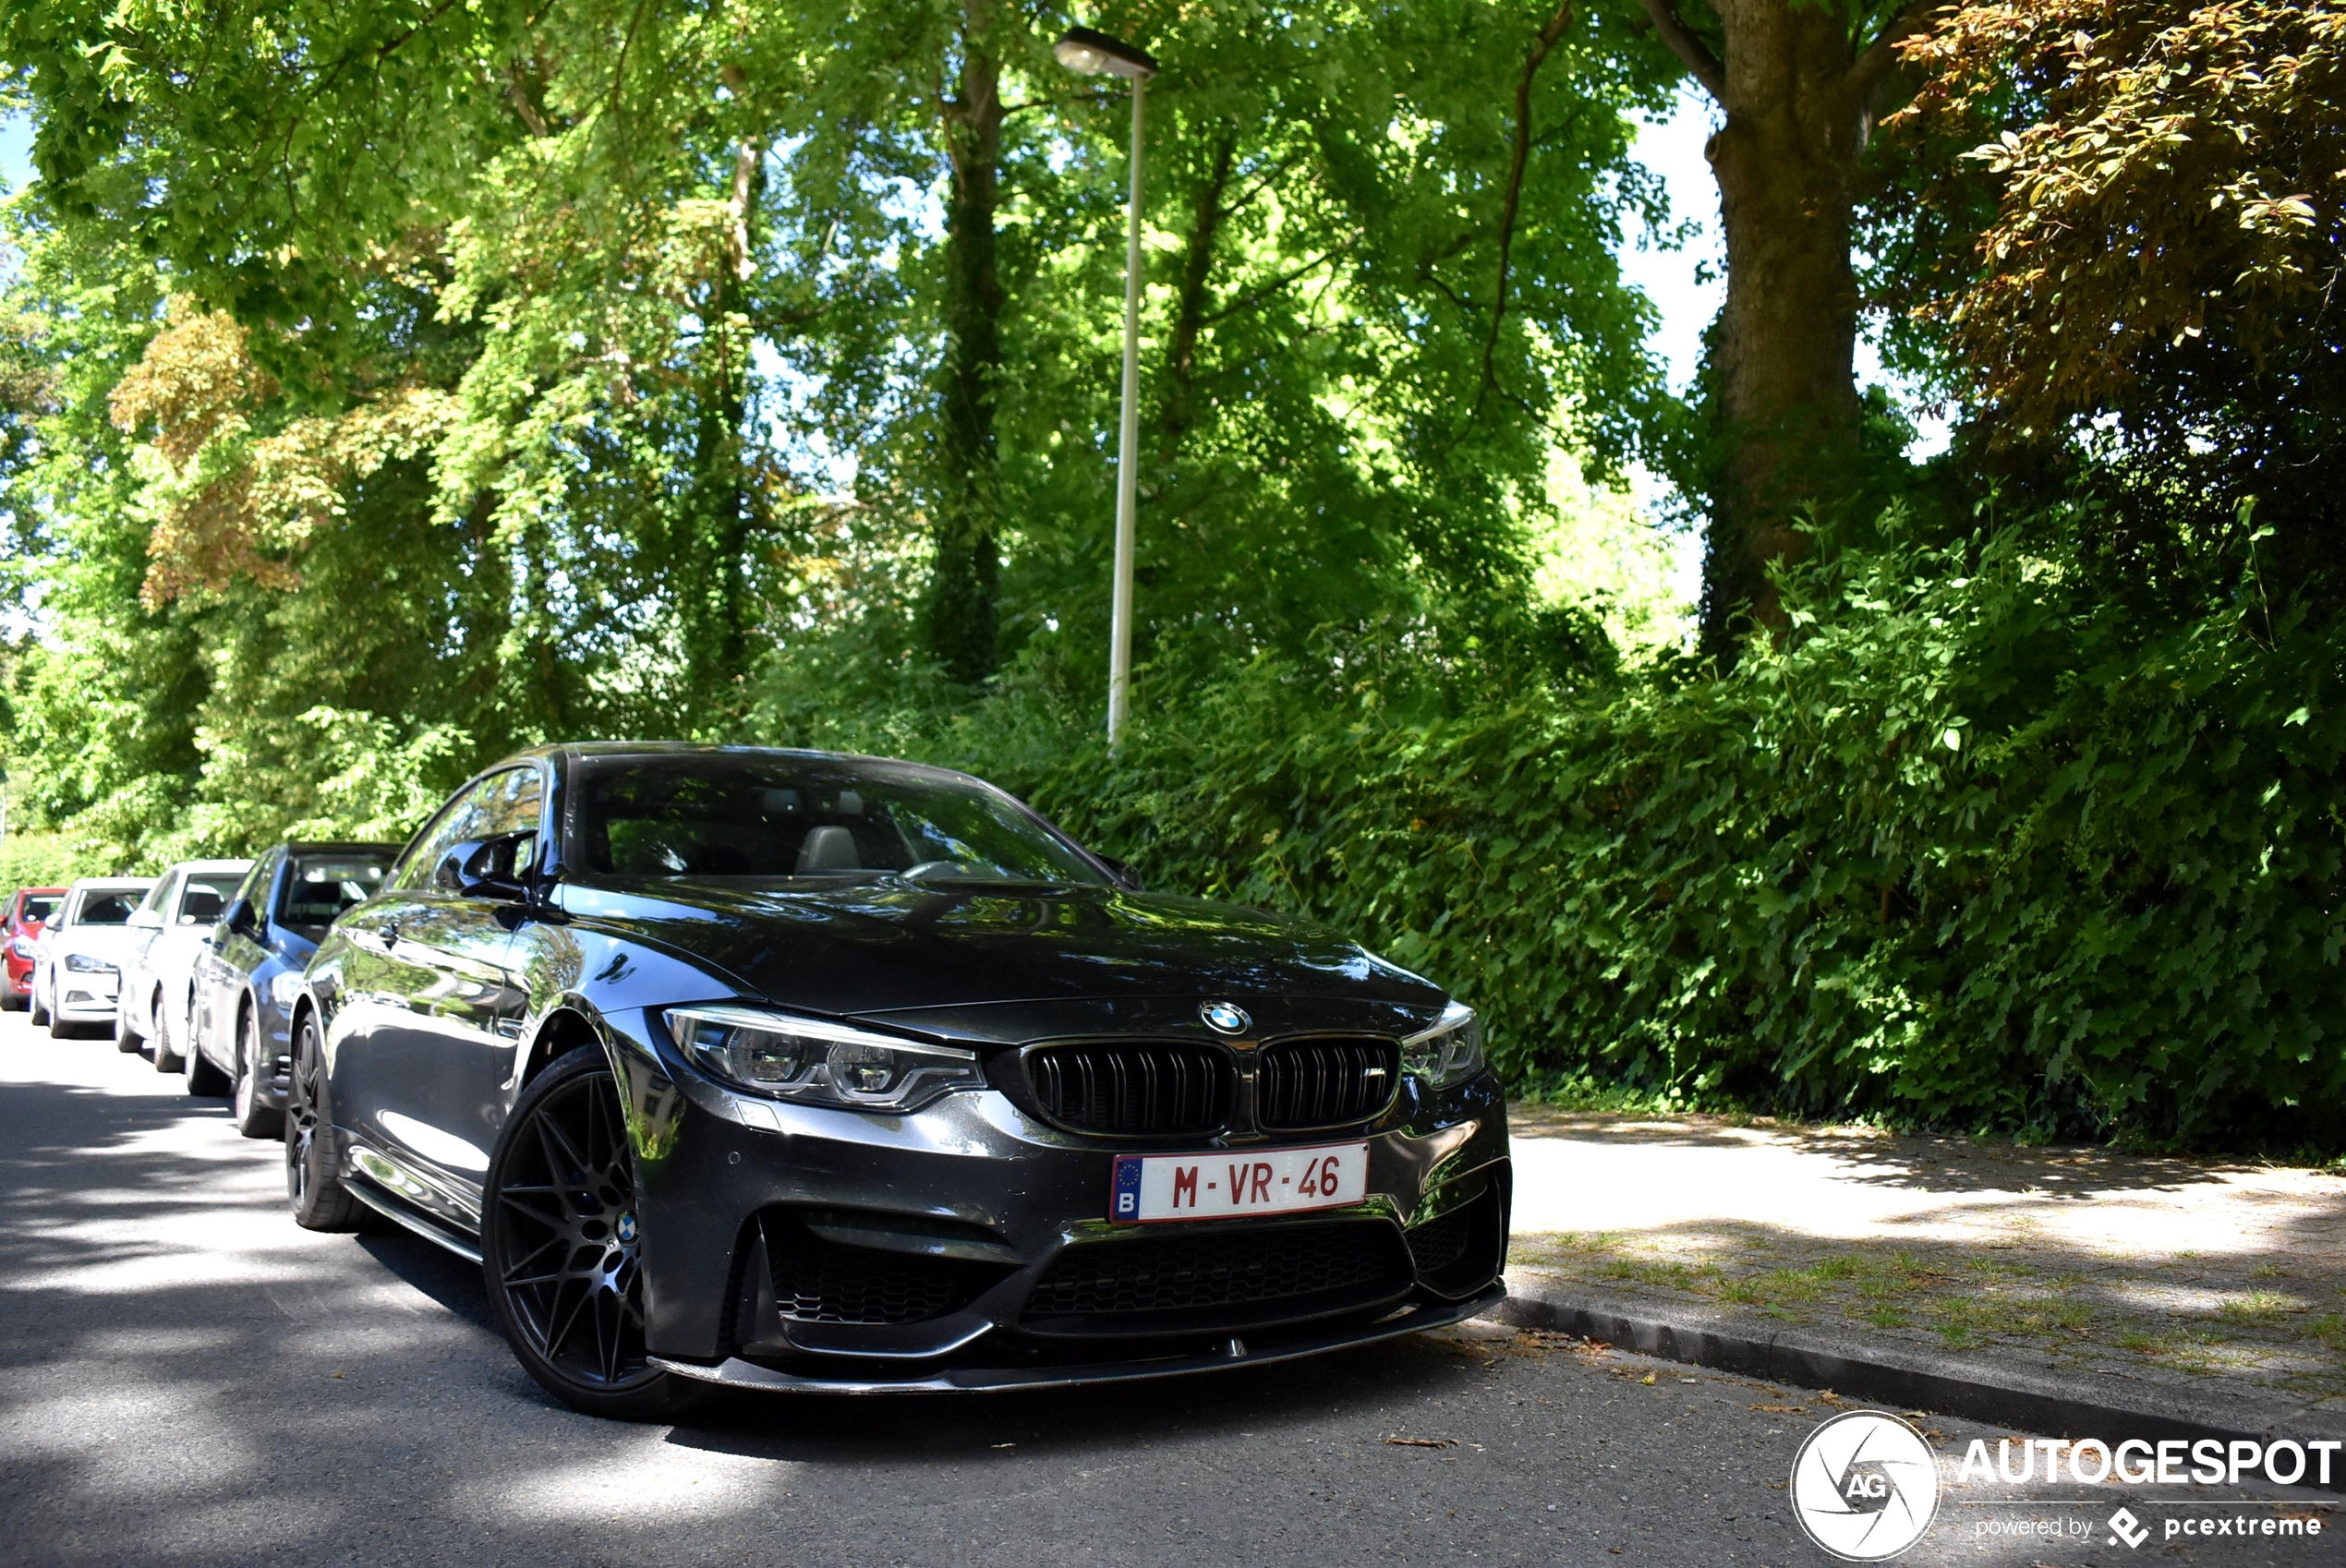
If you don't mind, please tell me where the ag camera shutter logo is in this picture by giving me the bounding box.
[1790,1410,1942,1561]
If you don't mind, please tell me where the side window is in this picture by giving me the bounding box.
[235,857,275,920]
[392,768,545,891]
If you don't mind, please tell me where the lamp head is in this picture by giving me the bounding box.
[1054,25,1158,81]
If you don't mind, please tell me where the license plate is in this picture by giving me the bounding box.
[1109,1141,1369,1224]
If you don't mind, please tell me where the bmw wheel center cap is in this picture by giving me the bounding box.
[615,1212,639,1246]
[1200,1001,1251,1035]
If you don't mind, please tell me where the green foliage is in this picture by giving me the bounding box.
[819,506,2345,1152]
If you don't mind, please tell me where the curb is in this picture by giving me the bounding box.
[1485,1276,2346,1496]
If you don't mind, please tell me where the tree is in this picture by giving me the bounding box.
[1632,0,1925,648]
[1896,0,2346,598]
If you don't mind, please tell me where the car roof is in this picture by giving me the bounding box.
[167,859,254,874]
[13,887,67,897]
[508,740,976,784]
[281,841,401,856]
[69,878,153,892]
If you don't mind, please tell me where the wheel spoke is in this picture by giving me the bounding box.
[542,1278,591,1360]
[499,1233,566,1285]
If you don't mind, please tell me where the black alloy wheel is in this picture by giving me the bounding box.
[285,1011,363,1231]
[231,1003,283,1139]
[481,1045,702,1421]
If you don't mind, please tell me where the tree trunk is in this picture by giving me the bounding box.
[1158,133,1238,464]
[925,16,1006,685]
[1639,0,1918,654]
[682,138,764,726]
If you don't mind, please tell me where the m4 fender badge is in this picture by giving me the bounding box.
[1200,1001,1251,1035]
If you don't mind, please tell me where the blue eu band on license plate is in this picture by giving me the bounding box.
[1108,1141,1370,1223]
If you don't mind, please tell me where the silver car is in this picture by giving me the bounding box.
[30,878,158,1039]
[117,859,251,1080]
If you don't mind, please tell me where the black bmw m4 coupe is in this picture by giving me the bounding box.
[287,743,1509,1417]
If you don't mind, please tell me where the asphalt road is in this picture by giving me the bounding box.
[0,1010,2334,1567]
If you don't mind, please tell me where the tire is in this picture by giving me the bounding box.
[151,987,185,1073]
[285,1010,364,1232]
[118,990,146,1051]
[28,978,48,1029]
[481,1045,704,1421]
[231,1004,284,1139]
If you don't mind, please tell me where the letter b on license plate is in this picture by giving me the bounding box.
[1110,1141,1370,1222]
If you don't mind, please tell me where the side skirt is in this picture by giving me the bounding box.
[345,1176,485,1265]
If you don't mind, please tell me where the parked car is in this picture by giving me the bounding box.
[29,877,158,1038]
[192,842,395,1136]
[117,859,251,1079]
[288,744,1508,1419]
[2,887,67,1009]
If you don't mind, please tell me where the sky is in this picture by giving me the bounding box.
[1615,88,1725,399]
[0,112,26,199]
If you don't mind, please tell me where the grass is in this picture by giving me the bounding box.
[2216,1291,2301,1327]
[1505,1228,2345,1394]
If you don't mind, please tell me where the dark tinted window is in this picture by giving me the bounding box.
[572,755,1106,886]
[78,893,139,925]
[18,895,58,924]
[279,855,392,931]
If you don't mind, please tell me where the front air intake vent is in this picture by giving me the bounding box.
[1025,1043,1234,1138]
[758,1212,994,1325]
[1022,1220,1412,1334]
[1256,1037,1399,1129]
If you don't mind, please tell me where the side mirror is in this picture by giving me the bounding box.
[435,834,531,900]
[127,908,164,930]
[1098,856,1144,893]
[223,898,259,939]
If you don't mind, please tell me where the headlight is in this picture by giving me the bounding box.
[65,953,116,975]
[1401,1001,1483,1089]
[8,938,32,959]
[271,972,305,1007]
[665,1005,983,1115]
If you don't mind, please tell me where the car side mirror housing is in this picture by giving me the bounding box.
[127,908,163,929]
[1098,856,1144,892]
[435,833,532,900]
[223,898,260,938]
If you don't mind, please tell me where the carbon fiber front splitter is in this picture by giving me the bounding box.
[648,1283,1506,1395]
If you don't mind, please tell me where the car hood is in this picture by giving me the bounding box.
[549,878,1447,1022]
[51,927,150,964]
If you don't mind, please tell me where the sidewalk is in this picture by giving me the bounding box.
[1498,1106,2346,1435]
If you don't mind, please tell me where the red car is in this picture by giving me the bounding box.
[3,887,67,1008]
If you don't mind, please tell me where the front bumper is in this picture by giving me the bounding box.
[652,1284,1505,1393]
[611,1012,1512,1388]
[55,977,121,1019]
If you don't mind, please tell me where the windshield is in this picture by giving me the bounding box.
[571,754,1108,887]
[280,855,391,931]
[76,890,141,925]
[18,895,57,924]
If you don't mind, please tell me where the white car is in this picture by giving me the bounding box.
[29,878,158,1039]
[117,858,251,1083]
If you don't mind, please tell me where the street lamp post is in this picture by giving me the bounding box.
[1054,25,1158,748]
